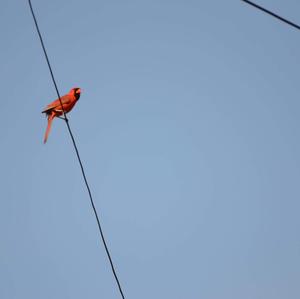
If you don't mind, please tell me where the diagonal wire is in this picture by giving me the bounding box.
[241,0,300,31]
[28,1,126,299]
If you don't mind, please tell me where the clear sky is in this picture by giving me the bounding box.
[1,1,300,298]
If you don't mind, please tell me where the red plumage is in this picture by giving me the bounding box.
[42,87,81,143]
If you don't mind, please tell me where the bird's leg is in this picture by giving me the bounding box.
[57,115,69,123]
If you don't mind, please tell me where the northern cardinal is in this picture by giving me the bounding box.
[42,87,81,143]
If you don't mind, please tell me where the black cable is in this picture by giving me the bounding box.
[241,0,300,31]
[28,1,126,298]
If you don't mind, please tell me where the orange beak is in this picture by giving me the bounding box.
[76,88,81,94]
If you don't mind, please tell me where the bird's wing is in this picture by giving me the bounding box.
[42,95,71,113]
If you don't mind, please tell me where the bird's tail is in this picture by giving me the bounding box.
[44,113,55,143]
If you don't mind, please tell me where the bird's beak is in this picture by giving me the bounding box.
[76,88,81,94]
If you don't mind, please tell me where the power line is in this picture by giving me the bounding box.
[28,1,126,299]
[241,0,300,31]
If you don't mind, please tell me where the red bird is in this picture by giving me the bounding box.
[42,87,81,143]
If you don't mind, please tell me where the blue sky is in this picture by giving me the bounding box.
[1,1,300,298]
